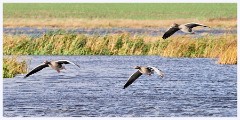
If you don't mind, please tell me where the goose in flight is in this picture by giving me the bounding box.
[123,66,164,89]
[162,23,210,39]
[24,60,80,78]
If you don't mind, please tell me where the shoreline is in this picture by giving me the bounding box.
[3,18,237,29]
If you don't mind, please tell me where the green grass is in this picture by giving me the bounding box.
[3,33,237,64]
[3,3,237,20]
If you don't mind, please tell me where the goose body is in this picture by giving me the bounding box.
[162,23,210,39]
[24,60,80,78]
[123,66,164,89]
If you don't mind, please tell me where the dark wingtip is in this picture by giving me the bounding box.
[162,35,168,39]
[76,64,80,68]
[23,74,29,78]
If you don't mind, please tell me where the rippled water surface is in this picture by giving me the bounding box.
[3,27,236,37]
[3,56,237,117]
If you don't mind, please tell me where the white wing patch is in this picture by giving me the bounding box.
[57,60,80,68]
[148,66,164,78]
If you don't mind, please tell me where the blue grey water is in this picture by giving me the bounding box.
[3,56,237,117]
[3,27,236,37]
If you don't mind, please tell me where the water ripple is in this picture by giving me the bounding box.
[3,56,237,117]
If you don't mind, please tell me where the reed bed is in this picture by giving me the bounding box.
[3,33,237,64]
[3,57,27,78]
[218,40,237,64]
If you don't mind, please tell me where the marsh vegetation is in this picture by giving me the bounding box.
[4,33,237,64]
[3,57,27,78]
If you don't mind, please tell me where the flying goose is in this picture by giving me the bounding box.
[162,23,210,39]
[24,60,80,78]
[123,66,164,89]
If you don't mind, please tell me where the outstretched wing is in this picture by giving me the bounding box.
[148,66,164,78]
[184,23,209,28]
[24,63,49,78]
[56,60,80,68]
[162,27,180,39]
[123,70,142,89]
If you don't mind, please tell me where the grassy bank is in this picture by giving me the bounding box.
[3,3,237,28]
[3,57,27,78]
[3,33,237,64]
[4,3,236,20]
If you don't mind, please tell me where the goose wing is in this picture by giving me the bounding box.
[123,70,142,89]
[184,23,209,28]
[56,60,80,68]
[24,63,49,78]
[162,27,180,39]
[148,66,164,78]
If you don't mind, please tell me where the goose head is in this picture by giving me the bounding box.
[171,23,179,27]
[134,66,141,69]
[43,60,51,65]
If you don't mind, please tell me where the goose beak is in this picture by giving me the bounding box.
[133,66,140,69]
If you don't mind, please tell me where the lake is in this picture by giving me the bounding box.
[3,27,236,37]
[3,56,237,117]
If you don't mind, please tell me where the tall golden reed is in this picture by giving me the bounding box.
[3,57,27,78]
[3,33,237,64]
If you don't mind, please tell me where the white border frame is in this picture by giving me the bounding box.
[1,1,239,120]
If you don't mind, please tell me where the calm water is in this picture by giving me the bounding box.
[3,27,236,37]
[3,56,237,117]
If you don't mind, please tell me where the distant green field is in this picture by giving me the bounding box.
[3,3,237,20]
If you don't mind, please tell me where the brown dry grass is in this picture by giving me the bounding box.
[3,18,236,28]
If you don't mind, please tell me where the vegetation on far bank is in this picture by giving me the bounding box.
[3,33,237,64]
[3,18,237,28]
[3,57,27,78]
[3,3,237,28]
[4,3,236,20]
